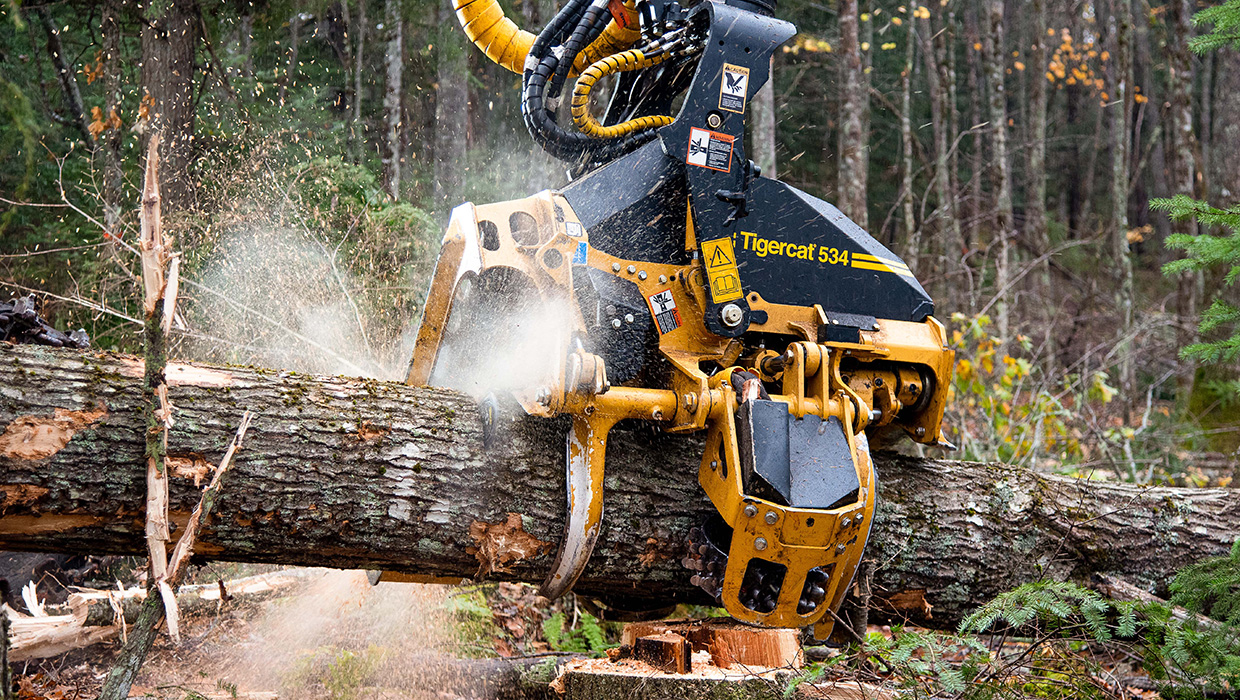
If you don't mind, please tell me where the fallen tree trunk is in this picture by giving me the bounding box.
[1,344,1235,627]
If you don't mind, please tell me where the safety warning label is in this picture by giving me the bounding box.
[719,63,750,114]
[647,289,682,334]
[687,128,734,172]
[700,237,743,303]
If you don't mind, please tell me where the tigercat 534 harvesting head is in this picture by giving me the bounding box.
[406,0,954,638]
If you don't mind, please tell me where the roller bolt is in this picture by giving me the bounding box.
[764,511,778,525]
[754,537,767,551]
[744,504,758,518]
[721,303,744,327]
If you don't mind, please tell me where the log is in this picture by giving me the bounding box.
[1,344,1236,628]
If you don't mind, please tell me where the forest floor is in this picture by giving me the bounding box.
[8,565,1168,700]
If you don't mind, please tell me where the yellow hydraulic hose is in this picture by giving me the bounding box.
[571,49,674,138]
[454,0,639,75]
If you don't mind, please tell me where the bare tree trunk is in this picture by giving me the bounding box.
[1167,0,1200,395]
[980,0,1013,346]
[1026,0,1048,288]
[752,56,777,179]
[1218,52,1240,203]
[434,0,468,213]
[353,0,368,164]
[919,8,963,290]
[1109,0,1135,412]
[382,0,403,200]
[278,13,305,106]
[33,7,94,149]
[963,2,985,264]
[2,345,1237,629]
[102,0,125,234]
[900,0,918,267]
[140,0,199,211]
[837,0,867,228]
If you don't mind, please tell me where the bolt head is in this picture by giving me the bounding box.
[710,460,718,470]
[707,113,722,128]
[611,319,622,329]
[659,275,668,284]
[744,504,758,518]
[720,303,744,327]
[638,270,647,280]
[627,265,636,274]
[612,262,621,272]
[764,511,778,525]
[624,313,634,323]
[754,537,767,551]
[836,544,846,554]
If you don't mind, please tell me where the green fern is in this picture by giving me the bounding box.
[960,580,1126,642]
[541,611,614,655]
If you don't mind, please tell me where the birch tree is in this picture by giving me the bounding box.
[979,0,1013,346]
[838,0,868,228]
[382,0,403,199]
[1109,0,1135,406]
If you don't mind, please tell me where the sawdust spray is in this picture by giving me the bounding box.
[210,570,473,697]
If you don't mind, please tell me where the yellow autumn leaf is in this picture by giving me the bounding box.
[861,41,870,50]
[882,42,897,50]
[1014,61,1025,70]
[892,16,903,25]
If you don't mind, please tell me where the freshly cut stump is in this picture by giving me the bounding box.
[623,619,803,669]
[633,632,692,674]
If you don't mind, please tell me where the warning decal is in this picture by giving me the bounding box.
[687,128,735,172]
[572,241,588,264]
[700,237,744,303]
[719,63,750,114]
[647,289,682,334]
[565,221,584,237]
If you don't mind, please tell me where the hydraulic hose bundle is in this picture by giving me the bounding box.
[452,0,696,164]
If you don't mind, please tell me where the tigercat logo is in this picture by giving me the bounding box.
[736,231,914,278]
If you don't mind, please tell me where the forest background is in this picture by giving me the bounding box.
[0,0,1236,484]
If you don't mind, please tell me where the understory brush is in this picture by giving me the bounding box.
[806,542,1240,699]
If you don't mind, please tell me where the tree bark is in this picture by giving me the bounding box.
[899,0,918,268]
[140,0,199,211]
[382,0,403,200]
[1108,0,1135,413]
[837,0,867,229]
[751,56,778,180]
[918,7,963,296]
[1167,0,1201,397]
[353,0,368,164]
[1026,0,1048,289]
[0,345,1236,629]
[979,0,1013,346]
[434,0,469,214]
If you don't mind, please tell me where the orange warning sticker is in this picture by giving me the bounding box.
[687,128,734,172]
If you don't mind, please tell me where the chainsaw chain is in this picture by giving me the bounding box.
[0,295,90,349]
[684,522,832,617]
